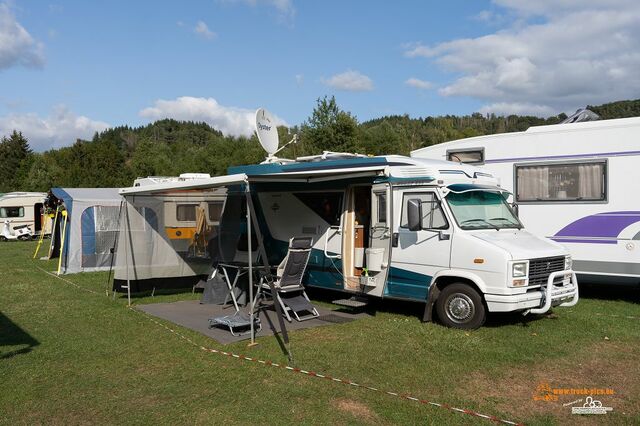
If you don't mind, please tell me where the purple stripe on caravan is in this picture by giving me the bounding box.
[555,212,640,238]
[485,149,640,164]
[551,237,617,245]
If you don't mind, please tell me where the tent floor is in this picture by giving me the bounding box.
[136,300,370,345]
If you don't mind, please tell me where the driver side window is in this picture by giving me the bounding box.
[400,192,448,230]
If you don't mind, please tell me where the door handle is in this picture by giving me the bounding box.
[392,232,399,247]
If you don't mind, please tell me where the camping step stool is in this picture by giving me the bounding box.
[332,296,369,308]
[208,311,261,337]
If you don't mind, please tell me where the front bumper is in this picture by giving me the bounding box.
[485,270,579,313]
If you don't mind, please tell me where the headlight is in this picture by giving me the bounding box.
[512,262,528,277]
[565,255,572,271]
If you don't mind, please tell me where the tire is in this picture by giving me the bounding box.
[436,283,486,330]
[18,235,30,241]
[0,236,7,242]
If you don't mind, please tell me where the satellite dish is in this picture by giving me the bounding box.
[255,108,279,156]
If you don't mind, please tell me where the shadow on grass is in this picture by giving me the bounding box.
[0,312,40,360]
[306,287,560,329]
[578,281,640,303]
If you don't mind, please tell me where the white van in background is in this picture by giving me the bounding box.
[412,116,640,285]
[0,192,51,238]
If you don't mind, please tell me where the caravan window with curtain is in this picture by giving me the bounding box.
[516,161,606,202]
[176,204,197,221]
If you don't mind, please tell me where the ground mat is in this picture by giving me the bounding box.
[136,300,370,344]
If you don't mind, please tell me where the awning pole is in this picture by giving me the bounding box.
[123,201,132,306]
[246,185,254,344]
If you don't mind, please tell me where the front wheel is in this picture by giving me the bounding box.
[436,283,486,329]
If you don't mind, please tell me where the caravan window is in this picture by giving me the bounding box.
[447,149,484,164]
[0,206,25,218]
[516,161,606,202]
[375,193,387,225]
[176,204,197,221]
[208,201,224,222]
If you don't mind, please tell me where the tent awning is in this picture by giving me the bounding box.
[118,174,249,196]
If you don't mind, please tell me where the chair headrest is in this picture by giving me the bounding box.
[289,236,313,250]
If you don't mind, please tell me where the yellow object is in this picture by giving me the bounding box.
[57,211,68,275]
[165,227,197,240]
[33,213,47,259]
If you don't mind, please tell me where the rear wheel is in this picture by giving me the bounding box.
[436,283,486,329]
[0,236,7,242]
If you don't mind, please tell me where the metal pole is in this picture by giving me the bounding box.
[246,186,254,344]
[123,201,131,306]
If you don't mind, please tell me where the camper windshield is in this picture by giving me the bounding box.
[446,191,521,230]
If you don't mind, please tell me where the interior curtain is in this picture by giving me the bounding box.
[578,164,602,199]
[518,166,549,200]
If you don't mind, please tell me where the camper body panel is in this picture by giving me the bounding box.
[411,117,640,282]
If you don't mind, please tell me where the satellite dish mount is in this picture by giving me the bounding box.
[255,108,298,163]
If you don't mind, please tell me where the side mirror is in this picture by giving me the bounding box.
[511,202,519,218]
[407,199,422,232]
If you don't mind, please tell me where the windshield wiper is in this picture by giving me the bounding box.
[489,217,522,230]
[461,218,499,230]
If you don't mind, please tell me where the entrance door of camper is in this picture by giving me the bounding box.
[387,188,452,300]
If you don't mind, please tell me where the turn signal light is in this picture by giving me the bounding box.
[473,258,484,264]
[512,279,526,287]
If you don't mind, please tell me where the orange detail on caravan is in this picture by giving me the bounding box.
[165,227,196,239]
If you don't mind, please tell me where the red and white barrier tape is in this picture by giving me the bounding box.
[37,265,523,425]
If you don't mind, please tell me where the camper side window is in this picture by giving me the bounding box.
[208,201,224,223]
[375,193,387,225]
[400,193,448,230]
[176,204,197,221]
[516,161,606,202]
[447,149,484,164]
[0,206,25,218]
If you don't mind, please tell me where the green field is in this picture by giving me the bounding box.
[1,241,639,425]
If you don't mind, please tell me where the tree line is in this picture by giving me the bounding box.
[1,97,639,193]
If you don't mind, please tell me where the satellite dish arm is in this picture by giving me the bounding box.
[273,134,298,156]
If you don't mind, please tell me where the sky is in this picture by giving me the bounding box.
[1,0,639,151]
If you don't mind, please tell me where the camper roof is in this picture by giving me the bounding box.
[411,116,640,156]
[0,192,46,200]
[120,155,498,196]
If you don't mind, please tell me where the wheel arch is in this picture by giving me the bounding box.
[422,270,488,322]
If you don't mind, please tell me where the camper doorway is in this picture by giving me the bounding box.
[340,185,391,294]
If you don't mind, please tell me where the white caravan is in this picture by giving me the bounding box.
[411,116,640,285]
[0,192,50,238]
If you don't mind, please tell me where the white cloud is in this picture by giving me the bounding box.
[295,73,303,86]
[405,77,433,90]
[139,96,288,137]
[0,3,45,70]
[0,105,110,151]
[322,70,374,92]
[219,0,295,23]
[194,21,216,40]
[404,1,640,116]
[478,102,556,117]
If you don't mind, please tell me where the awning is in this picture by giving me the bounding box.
[118,174,249,196]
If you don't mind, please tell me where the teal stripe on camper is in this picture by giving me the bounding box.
[385,267,431,300]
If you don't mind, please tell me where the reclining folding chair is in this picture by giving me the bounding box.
[254,236,319,322]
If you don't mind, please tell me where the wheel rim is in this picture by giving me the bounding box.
[445,293,475,324]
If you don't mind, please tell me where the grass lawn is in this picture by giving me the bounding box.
[1,241,639,425]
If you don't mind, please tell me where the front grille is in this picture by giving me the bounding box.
[528,256,565,286]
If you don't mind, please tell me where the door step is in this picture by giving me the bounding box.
[332,296,368,308]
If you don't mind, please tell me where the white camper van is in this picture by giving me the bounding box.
[116,109,579,329]
[411,116,640,285]
[0,192,50,239]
